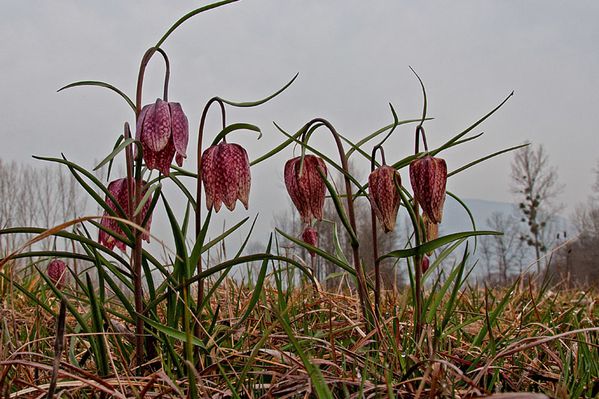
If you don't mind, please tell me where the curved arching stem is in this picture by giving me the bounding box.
[369,145,386,316]
[410,66,430,339]
[135,47,171,116]
[415,125,429,154]
[195,96,227,337]
[130,46,171,371]
[123,123,135,217]
[410,66,430,155]
[156,48,171,101]
[301,118,373,325]
[370,146,386,170]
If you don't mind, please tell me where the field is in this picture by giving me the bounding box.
[0,266,597,397]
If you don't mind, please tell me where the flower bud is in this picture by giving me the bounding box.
[47,259,67,288]
[409,155,447,223]
[423,213,439,241]
[136,98,189,176]
[368,165,401,232]
[201,142,251,212]
[284,155,327,224]
[301,226,319,257]
[99,178,154,251]
[421,256,430,274]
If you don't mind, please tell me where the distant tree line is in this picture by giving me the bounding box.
[481,145,599,288]
[0,160,86,259]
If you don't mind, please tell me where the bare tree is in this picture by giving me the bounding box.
[511,144,562,273]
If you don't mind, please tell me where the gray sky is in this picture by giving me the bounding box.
[2,1,599,238]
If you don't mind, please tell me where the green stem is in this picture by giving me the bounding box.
[301,118,373,326]
[369,146,386,316]
[195,97,226,339]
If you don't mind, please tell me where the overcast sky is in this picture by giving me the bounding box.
[2,1,599,241]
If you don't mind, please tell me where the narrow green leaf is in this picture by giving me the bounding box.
[218,73,298,107]
[134,183,161,217]
[94,138,135,171]
[320,169,358,246]
[346,118,430,159]
[155,0,239,48]
[138,314,205,348]
[36,267,89,333]
[85,274,109,376]
[189,216,248,269]
[146,253,316,310]
[210,122,261,146]
[275,229,373,289]
[433,91,514,155]
[251,125,302,166]
[448,143,528,178]
[271,122,363,189]
[199,215,259,311]
[34,155,132,238]
[234,236,272,328]
[0,226,131,272]
[58,80,135,112]
[472,278,519,348]
[1,272,56,316]
[275,309,333,399]
[379,230,501,260]
[426,246,469,324]
[167,174,197,211]
[161,193,188,264]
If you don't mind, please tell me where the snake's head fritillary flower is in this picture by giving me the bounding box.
[301,226,319,257]
[284,155,327,224]
[47,259,67,288]
[368,165,401,233]
[136,98,189,176]
[99,178,153,251]
[201,142,251,212]
[409,155,447,223]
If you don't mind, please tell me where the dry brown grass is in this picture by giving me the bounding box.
[0,274,597,398]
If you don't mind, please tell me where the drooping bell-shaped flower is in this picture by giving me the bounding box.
[47,259,67,288]
[301,226,319,257]
[99,178,153,251]
[368,165,401,233]
[136,98,189,176]
[409,155,447,223]
[284,155,327,224]
[201,142,251,212]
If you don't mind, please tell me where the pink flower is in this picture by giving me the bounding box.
[99,178,153,251]
[409,155,447,223]
[284,155,327,224]
[47,259,67,288]
[201,143,251,212]
[301,226,319,257]
[368,165,401,232]
[136,98,189,176]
